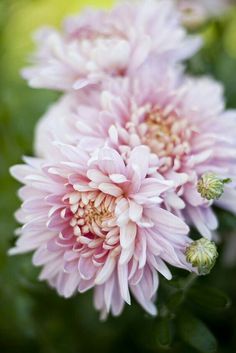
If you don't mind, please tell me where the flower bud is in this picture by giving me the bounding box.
[197,172,231,200]
[185,238,218,275]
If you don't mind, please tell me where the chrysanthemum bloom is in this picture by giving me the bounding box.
[35,63,236,239]
[10,144,191,318]
[22,0,201,91]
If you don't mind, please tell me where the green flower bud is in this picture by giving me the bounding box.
[197,172,231,201]
[185,238,218,275]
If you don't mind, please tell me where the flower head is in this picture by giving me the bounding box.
[22,0,201,91]
[185,238,218,275]
[35,62,236,240]
[10,143,191,318]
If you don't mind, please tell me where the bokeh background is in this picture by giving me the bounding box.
[1,1,236,352]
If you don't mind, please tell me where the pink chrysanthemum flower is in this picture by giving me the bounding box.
[35,63,236,239]
[22,0,201,91]
[10,144,191,318]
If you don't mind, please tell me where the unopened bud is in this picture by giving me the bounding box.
[197,172,231,201]
[185,238,218,275]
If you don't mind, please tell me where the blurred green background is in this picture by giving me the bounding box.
[1,1,236,352]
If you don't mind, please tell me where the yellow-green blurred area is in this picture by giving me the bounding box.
[1,1,236,353]
[2,0,113,78]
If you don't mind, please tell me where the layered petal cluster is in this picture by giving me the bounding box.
[35,63,236,239]
[22,0,201,91]
[10,144,191,318]
[11,0,235,318]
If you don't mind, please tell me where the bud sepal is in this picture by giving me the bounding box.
[185,238,218,275]
[197,172,231,201]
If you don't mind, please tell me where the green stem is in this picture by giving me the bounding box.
[159,273,198,319]
[182,272,198,292]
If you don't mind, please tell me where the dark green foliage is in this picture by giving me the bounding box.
[177,312,217,353]
[156,318,172,349]
[189,286,231,311]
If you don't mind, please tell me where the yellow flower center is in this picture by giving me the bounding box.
[141,109,196,172]
[68,191,116,237]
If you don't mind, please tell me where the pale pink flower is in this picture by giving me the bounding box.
[22,0,201,91]
[10,143,191,318]
[35,62,236,239]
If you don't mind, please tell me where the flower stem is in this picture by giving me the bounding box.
[183,272,198,292]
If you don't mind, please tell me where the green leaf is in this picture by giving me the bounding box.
[189,286,231,311]
[156,318,172,348]
[178,312,217,353]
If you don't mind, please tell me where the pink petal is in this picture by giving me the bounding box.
[95,256,116,285]
[118,264,131,304]
[99,183,123,197]
[120,222,137,249]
